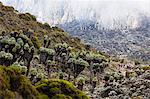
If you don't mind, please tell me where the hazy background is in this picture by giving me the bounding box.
[0,0,150,29]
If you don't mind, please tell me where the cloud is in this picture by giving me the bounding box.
[0,0,150,29]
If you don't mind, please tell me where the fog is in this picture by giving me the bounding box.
[1,0,150,29]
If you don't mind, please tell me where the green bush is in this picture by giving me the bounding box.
[19,13,36,21]
[31,36,41,49]
[43,23,51,29]
[2,5,14,12]
[19,34,33,46]
[141,66,150,71]
[37,94,49,99]
[36,79,89,99]
[40,47,55,55]
[125,71,136,78]
[0,51,13,60]
[52,27,64,32]
[52,94,72,99]
[104,71,124,81]
[134,60,141,65]
[0,66,39,99]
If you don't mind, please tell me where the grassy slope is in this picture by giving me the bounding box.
[0,2,86,51]
[1,2,148,99]
[0,2,90,99]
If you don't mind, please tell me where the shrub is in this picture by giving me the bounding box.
[37,94,49,99]
[0,51,13,60]
[19,13,36,21]
[54,43,69,49]
[77,77,86,91]
[24,43,30,51]
[104,71,124,81]
[36,79,89,99]
[141,66,150,71]
[19,34,33,46]
[12,43,21,52]
[52,94,72,99]
[125,71,136,78]
[86,52,107,63]
[30,68,37,76]
[17,38,24,47]
[2,6,14,12]
[43,23,51,28]
[0,36,10,44]
[76,58,89,67]
[52,27,64,32]
[0,66,39,98]
[134,60,141,65]
[7,37,16,45]
[40,47,55,55]
[31,36,41,49]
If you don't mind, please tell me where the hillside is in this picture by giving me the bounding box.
[0,2,149,99]
[0,2,87,51]
[61,20,150,63]
[1,0,150,63]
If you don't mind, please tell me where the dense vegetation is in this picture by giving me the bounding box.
[0,2,149,99]
[0,30,92,99]
[0,65,88,99]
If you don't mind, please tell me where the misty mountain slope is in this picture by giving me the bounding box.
[0,2,150,99]
[1,0,150,62]
[61,20,150,62]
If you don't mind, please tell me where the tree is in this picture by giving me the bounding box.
[39,47,55,64]
[23,44,34,76]
[77,77,85,91]
[85,52,107,84]
[46,60,55,78]
[54,43,70,59]
[67,57,89,83]
[30,68,37,82]
[0,51,13,66]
